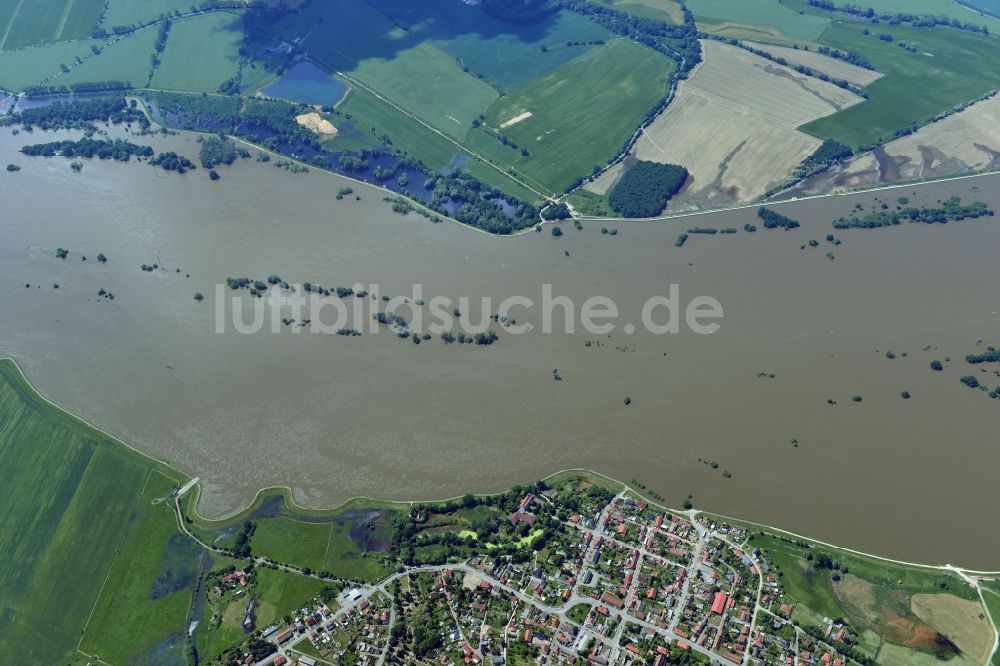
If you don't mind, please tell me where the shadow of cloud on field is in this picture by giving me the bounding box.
[289,0,610,88]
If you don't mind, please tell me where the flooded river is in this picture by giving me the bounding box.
[2,127,998,567]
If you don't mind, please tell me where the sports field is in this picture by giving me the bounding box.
[475,38,674,194]
[0,0,103,50]
[801,20,1000,148]
[0,359,185,663]
[634,40,860,207]
[689,0,830,41]
[101,0,196,31]
[149,12,244,93]
[0,38,103,91]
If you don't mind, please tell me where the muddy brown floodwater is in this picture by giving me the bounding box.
[2,127,998,568]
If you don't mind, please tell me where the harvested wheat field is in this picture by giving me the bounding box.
[786,94,1000,197]
[634,40,863,209]
[911,594,994,665]
[745,41,885,87]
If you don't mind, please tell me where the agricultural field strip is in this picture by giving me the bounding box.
[743,40,885,87]
[75,469,156,655]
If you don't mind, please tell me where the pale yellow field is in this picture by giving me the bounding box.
[745,41,884,87]
[633,40,862,208]
[911,594,994,665]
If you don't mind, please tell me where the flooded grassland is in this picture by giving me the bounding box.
[2,127,998,567]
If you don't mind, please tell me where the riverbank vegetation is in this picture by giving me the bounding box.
[20,137,154,161]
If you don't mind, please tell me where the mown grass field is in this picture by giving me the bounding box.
[0,359,185,663]
[800,20,1000,148]
[472,38,674,194]
[56,27,157,88]
[0,37,102,91]
[101,0,196,31]
[78,473,200,664]
[689,0,830,41]
[0,0,103,50]
[149,12,244,93]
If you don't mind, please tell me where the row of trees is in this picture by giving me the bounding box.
[808,0,991,35]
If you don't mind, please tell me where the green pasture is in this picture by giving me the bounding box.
[0,359,185,662]
[149,12,244,93]
[801,20,1000,148]
[475,38,673,194]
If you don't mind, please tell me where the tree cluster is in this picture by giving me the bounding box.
[608,161,688,217]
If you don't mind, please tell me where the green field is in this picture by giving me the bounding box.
[362,0,613,89]
[0,37,103,91]
[0,0,103,50]
[78,473,200,664]
[303,2,500,139]
[347,40,498,138]
[101,0,197,31]
[249,510,394,582]
[331,85,542,202]
[149,12,244,93]
[473,38,674,193]
[56,27,157,88]
[689,0,831,40]
[800,20,1000,148]
[0,359,185,662]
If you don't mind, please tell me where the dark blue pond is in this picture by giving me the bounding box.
[262,62,349,107]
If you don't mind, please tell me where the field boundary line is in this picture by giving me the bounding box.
[76,469,154,659]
